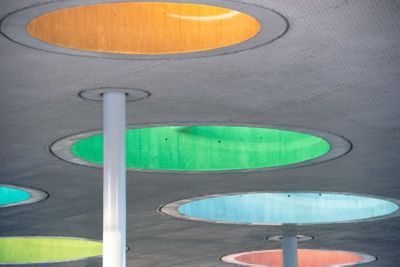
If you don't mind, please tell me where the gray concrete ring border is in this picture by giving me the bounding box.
[78,88,151,102]
[159,191,400,226]
[49,123,351,173]
[220,249,377,266]
[0,184,48,208]
[267,234,314,242]
[0,0,288,60]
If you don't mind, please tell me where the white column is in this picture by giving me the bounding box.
[103,91,126,267]
[282,235,298,267]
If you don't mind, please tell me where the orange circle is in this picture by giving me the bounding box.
[27,2,261,54]
[223,249,373,267]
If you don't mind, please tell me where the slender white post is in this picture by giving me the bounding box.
[282,235,298,267]
[103,91,126,267]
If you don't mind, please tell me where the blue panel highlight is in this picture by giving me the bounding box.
[0,186,30,206]
[178,192,399,224]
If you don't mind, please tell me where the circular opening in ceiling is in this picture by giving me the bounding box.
[0,237,102,264]
[1,0,288,59]
[50,125,350,172]
[26,2,260,55]
[267,235,314,242]
[79,88,151,102]
[0,184,47,208]
[160,192,400,225]
[221,249,376,267]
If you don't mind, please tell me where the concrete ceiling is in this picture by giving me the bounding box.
[0,0,399,266]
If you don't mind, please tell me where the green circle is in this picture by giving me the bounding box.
[0,186,30,206]
[0,237,102,264]
[71,126,330,171]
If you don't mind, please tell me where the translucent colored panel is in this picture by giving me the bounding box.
[27,2,260,54]
[0,186,30,206]
[222,249,374,267]
[0,237,102,264]
[177,192,399,224]
[71,126,330,171]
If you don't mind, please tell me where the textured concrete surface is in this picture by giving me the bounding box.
[0,0,399,266]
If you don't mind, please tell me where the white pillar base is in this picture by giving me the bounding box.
[103,231,124,266]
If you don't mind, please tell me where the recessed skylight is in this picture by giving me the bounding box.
[27,2,260,54]
[162,192,399,224]
[0,184,47,208]
[221,249,376,267]
[61,125,337,172]
[0,237,102,264]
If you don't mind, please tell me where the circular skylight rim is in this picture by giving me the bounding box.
[49,123,351,173]
[159,191,400,226]
[0,184,48,208]
[220,249,377,266]
[0,0,288,60]
[0,236,102,265]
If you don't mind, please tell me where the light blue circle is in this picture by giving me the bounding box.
[177,193,399,224]
[0,186,30,206]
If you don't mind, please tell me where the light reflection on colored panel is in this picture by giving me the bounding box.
[178,192,399,224]
[0,237,102,264]
[71,126,330,171]
[223,249,374,267]
[0,186,30,206]
[27,2,260,54]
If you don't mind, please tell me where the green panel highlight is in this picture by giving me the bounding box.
[0,237,102,264]
[71,126,330,171]
[0,186,30,206]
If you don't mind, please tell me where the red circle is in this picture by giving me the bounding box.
[223,249,373,267]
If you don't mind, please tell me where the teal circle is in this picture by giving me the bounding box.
[0,186,30,207]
